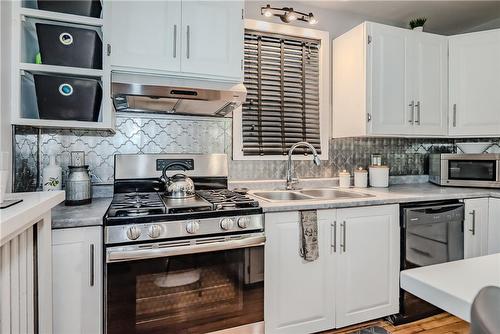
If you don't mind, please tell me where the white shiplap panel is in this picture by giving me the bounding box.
[26,227,35,334]
[19,232,28,334]
[10,237,20,334]
[0,243,11,333]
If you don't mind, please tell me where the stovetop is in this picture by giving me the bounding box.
[105,189,261,225]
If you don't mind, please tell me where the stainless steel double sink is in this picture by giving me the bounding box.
[250,188,375,202]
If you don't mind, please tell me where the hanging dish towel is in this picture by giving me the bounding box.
[299,210,319,262]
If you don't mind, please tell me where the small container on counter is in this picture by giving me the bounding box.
[354,167,368,188]
[369,165,389,188]
[65,151,92,206]
[339,170,351,188]
[42,155,62,191]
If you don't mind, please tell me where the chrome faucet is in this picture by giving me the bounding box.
[286,141,321,190]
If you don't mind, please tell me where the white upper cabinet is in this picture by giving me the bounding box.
[106,0,244,81]
[333,22,448,137]
[412,32,448,136]
[368,23,413,135]
[449,29,500,136]
[107,1,181,72]
[180,1,243,79]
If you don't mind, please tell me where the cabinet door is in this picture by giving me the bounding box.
[412,33,448,136]
[335,205,399,328]
[107,1,181,72]
[180,1,243,80]
[464,198,489,258]
[367,23,413,135]
[488,198,500,255]
[449,29,500,136]
[52,226,103,334]
[265,210,335,334]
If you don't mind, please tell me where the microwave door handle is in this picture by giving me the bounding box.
[107,235,266,263]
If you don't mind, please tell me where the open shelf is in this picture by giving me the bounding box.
[12,117,115,131]
[19,7,104,27]
[20,63,104,78]
[11,1,114,131]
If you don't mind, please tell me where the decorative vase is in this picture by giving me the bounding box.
[413,26,424,32]
[43,155,62,191]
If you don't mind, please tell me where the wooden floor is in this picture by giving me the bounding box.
[322,313,469,334]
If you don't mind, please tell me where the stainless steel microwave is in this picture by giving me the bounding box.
[429,154,500,188]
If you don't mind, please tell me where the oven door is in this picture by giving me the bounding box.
[105,234,265,334]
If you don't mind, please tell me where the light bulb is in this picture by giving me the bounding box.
[262,4,273,17]
[286,10,297,22]
[308,13,318,25]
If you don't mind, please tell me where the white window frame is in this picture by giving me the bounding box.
[233,19,330,161]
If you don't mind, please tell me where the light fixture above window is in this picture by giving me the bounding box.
[260,4,318,25]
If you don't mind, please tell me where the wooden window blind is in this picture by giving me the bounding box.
[242,30,321,156]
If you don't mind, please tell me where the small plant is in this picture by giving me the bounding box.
[409,17,427,29]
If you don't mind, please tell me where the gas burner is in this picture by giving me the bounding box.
[107,192,166,218]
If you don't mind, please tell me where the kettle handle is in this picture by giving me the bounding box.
[161,162,190,182]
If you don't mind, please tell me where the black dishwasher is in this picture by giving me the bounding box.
[389,200,464,325]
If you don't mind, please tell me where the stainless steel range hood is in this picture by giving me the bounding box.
[111,72,246,117]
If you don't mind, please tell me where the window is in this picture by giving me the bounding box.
[233,20,329,160]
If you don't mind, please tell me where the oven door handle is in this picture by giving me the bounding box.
[106,235,266,263]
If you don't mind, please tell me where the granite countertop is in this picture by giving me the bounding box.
[51,197,112,229]
[251,183,500,213]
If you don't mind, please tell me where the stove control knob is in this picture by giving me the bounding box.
[148,224,162,239]
[126,226,141,240]
[186,221,200,234]
[238,217,251,229]
[220,218,235,231]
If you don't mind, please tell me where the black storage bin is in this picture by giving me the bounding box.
[36,23,102,69]
[37,0,102,18]
[33,74,102,122]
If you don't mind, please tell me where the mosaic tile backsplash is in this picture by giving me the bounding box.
[12,113,500,192]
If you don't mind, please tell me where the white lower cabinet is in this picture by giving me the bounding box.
[335,205,400,327]
[265,205,399,333]
[488,198,500,254]
[464,198,489,258]
[52,226,103,334]
[264,211,335,334]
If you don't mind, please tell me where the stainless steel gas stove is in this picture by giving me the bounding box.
[104,154,264,334]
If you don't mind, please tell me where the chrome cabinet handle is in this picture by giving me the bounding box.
[89,244,95,287]
[331,221,337,253]
[173,24,177,58]
[415,101,421,125]
[408,100,415,125]
[340,221,346,252]
[453,104,457,127]
[186,25,190,59]
[469,210,476,235]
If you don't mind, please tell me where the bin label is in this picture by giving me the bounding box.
[59,32,74,46]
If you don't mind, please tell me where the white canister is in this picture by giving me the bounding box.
[339,170,351,188]
[43,155,62,191]
[369,165,389,188]
[354,168,368,188]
